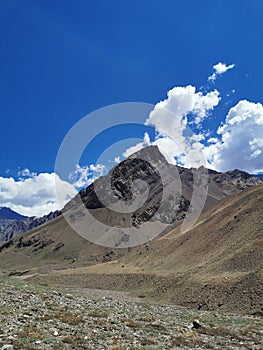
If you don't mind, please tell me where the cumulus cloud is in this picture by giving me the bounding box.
[0,172,77,217]
[141,85,220,168]
[0,163,107,217]
[122,82,263,174]
[205,100,263,173]
[146,85,220,128]
[208,62,235,82]
[121,65,235,169]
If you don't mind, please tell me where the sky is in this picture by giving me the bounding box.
[1,0,263,216]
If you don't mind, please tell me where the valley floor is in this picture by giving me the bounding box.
[0,277,262,350]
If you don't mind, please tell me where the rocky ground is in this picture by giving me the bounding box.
[0,277,262,349]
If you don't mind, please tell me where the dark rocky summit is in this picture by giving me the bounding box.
[64,145,192,239]
[66,145,263,231]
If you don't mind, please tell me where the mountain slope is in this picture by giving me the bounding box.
[0,147,263,312]
[27,184,262,314]
[62,145,262,247]
[128,183,263,275]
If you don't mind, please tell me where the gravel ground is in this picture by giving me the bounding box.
[0,277,262,349]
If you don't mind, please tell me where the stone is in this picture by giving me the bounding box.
[192,319,201,329]
[1,345,14,350]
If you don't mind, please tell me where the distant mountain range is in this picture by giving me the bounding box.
[0,209,61,242]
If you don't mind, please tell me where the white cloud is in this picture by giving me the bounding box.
[122,83,263,174]
[152,137,179,165]
[205,100,263,173]
[0,172,77,217]
[208,62,235,82]
[69,163,106,189]
[0,163,107,217]
[17,168,37,179]
[142,85,220,167]
[193,90,221,124]
[207,137,218,144]
[146,85,220,131]
[90,164,106,174]
[113,156,121,164]
[123,132,151,158]
[69,164,90,189]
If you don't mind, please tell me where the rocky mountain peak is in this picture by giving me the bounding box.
[1,145,263,244]
[128,145,168,165]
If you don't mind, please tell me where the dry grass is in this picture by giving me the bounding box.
[141,337,157,346]
[145,322,168,332]
[123,318,141,329]
[171,333,209,348]
[42,310,84,325]
[197,324,241,339]
[87,309,110,318]
[1,275,262,350]
[109,346,127,350]
[17,325,43,340]
[61,333,85,344]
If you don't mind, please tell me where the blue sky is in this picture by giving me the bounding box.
[1,0,263,216]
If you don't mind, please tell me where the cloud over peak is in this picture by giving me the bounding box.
[122,78,263,175]
[143,85,221,168]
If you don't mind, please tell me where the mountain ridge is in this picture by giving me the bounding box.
[0,145,262,313]
[0,207,28,220]
[1,146,262,243]
[1,145,262,245]
[0,210,61,242]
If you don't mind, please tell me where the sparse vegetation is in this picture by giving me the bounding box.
[0,276,262,349]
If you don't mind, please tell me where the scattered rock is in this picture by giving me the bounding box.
[0,278,261,350]
[192,319,202,329]
[1,345,14,350]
